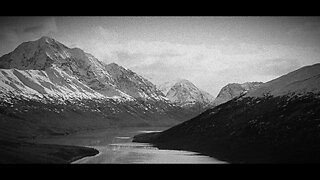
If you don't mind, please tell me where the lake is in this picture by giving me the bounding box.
[36,127,227,164]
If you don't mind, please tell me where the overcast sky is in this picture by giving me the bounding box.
[1,16,320,97]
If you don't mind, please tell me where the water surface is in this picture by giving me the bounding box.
[36,127,226,164]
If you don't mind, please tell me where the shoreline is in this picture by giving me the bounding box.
[0,139,99,164]
[67,146,100,164]
[133,131,320,163]
[132,132,231,163]
[0,126,173,164]
[71,150,102,164]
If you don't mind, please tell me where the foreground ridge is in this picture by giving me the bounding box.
[133,63,320,163]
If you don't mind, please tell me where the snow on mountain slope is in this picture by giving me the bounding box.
[0,36,129,98]
[246,63,320,98]
[212,82,263,106]
[158,79,215,107]
[0,36,169,101]
[0,65,107,101]
[105,63,167,101]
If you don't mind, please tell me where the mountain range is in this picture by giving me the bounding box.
[0,36,285,142]
[0,37,198,139]
[0,35,269,141]
[2,36,318,163]
[0,36,168,101]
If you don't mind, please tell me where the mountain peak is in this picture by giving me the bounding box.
[176,79,198,87]
[38,36,55,42]
[158,79,214,110]
[0,36,73,70]
[107,62,120,67]
[176,79,191,83]
[212,81,263,106]
[172,79,199,92]
[35,36,61,47]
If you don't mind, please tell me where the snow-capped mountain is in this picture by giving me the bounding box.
[0,36,170,102]
[0,36,194,139]
[0,36,126,98]
[134,63,320,163]
[212,82,263,106]
[158,79,215,110]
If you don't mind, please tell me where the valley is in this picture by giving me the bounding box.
[0,20,319,164]
[0,36,217,163]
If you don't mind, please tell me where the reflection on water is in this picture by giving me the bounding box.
[36,127,226,164]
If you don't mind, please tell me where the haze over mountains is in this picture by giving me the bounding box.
[0,36,275,142]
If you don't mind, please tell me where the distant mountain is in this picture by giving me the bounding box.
[158,79,215,113]
[0,36,193,140]
[133,63,320,163]
[158,81,177,95]
[212,82,263,106]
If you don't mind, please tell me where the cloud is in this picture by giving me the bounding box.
[212,58,304,90]
[287,21,320,37]
[22,24,45,33]
[1,17,320,97]
[0,17,58,55]
[259,58,302,76]
[113,51,147,64]
[13,17,58,36]
[74,37,319,96]
[285,20,320,47]
[93,26,118,41]
[31,21,320,97]
[218,43,265,56]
